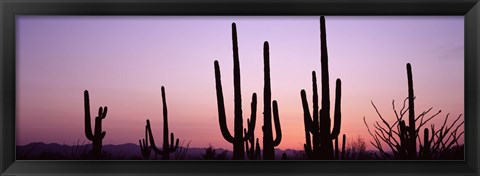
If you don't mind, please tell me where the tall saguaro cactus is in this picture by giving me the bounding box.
[84,90,108,159]
[397,63,417,159]
[214,23,257,160]
[406,63,417,159]
[262,41,282,160]
[301,16,342,160]
[146,86,180,160]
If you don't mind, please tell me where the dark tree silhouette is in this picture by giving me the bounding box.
[146,86,180,160]
[262,41,282,160]
[301,16,342,160]
[214,23,257,160]
[364,63,464,160]
[84,90,108,159]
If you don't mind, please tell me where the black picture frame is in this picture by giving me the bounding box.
[1,0,479,175]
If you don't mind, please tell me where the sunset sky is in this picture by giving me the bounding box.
[16,16,464,151]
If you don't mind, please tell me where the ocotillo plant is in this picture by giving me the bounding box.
[146,86,180,160]
[139,123,151,159]
[84,90,108,158]
[364,63,464,160]
[301,16,342,160]
[214,22,257,160]
[262,41,282,160]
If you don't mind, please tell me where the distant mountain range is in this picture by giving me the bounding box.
[16,142,304,160]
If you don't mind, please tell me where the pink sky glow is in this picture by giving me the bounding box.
[16,16,464,151]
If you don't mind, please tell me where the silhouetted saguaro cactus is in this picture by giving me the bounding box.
[301,16,342,160]
[244,127,261,160]
[302,72,321,159]
[406,63,417,159]
[214,23,258,160]
[420,128,431,159]
[396,63,418,159]
[364,63,464,160]
[139,123,151,159]
[146,86,180,160]
[262,41,282,160]
[334,134,346,160]
[84,90,108,159]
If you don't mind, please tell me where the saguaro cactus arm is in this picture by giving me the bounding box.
[214,60,235,143]
[244,93,257,140]
[84,90,94,140]
[301,90,313,154]
[331,79,342,139]
[146,120,164,154]
[139,124,151,159]
[272,100,282,146]
[94,107,107,138]
[84,90,108,140]
[169,133,180,152]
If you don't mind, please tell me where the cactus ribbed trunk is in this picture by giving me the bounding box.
[84,90,108,159]
[215,23,257,160]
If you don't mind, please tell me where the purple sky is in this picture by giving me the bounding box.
[16,16,464,150]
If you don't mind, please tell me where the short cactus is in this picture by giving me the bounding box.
[139,123,151,159]
[84,90,108,159]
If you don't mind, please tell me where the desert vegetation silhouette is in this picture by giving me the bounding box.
[143,86,180,160]
[17,16,464,161]
[300,16,346,160]
[363,63,464,160]
[84,90,108,159]
[214,22,283,160]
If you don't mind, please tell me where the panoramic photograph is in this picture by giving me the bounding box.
[16,16,464,160]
